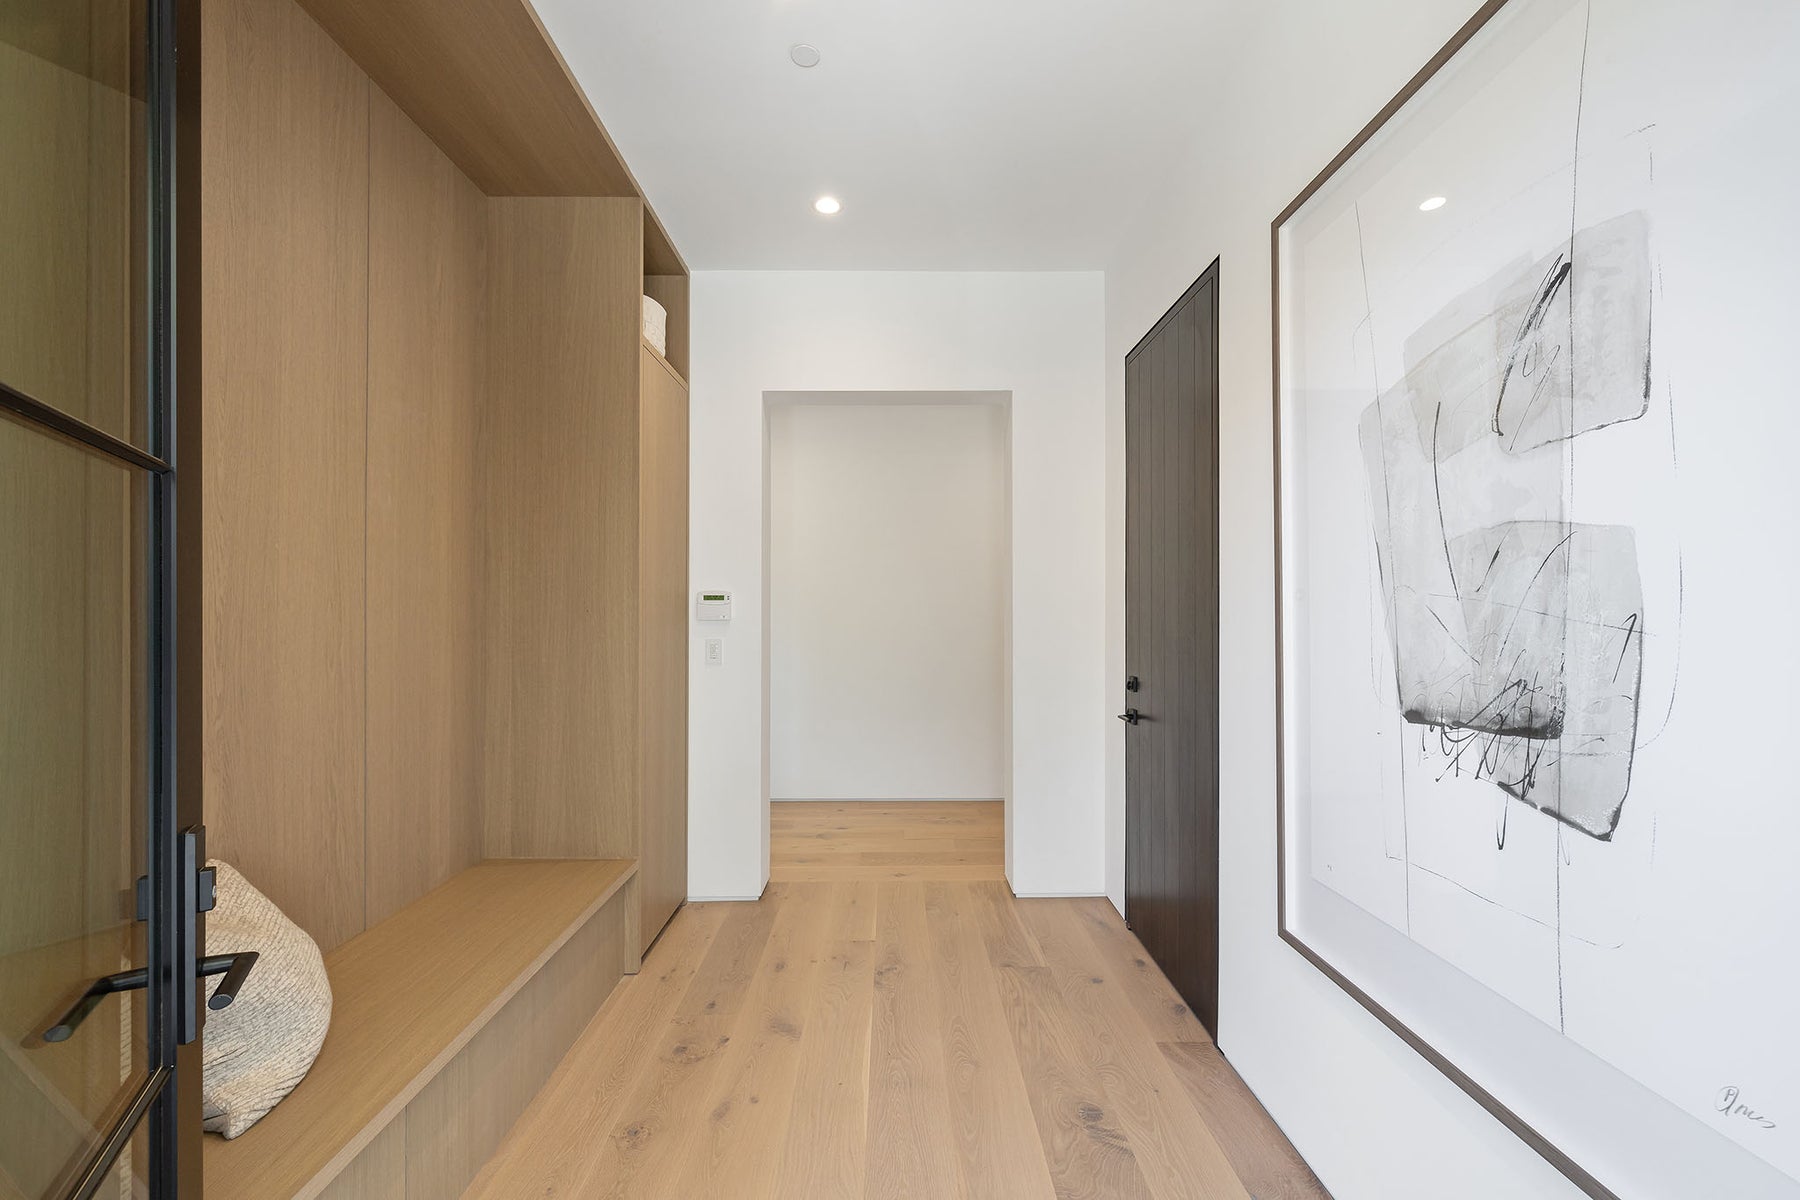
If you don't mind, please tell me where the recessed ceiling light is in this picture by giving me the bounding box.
[790,43,821,68]
[813,195,841,215]
[1419,195,1448,212]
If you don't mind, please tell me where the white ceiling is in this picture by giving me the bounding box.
[533,0,1233,270]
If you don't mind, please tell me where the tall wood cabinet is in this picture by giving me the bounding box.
[478,198,691,953]
[638,339,689,947]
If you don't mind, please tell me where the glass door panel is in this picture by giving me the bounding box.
[0,415,149,1199]
[0,0,149,451]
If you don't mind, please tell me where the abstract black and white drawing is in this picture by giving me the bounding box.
[1274,1,1800,1196]
[1361,209,1650,843]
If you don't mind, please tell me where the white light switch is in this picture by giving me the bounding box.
[704,638,723,666]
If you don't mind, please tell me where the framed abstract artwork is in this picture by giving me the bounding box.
[1272,1,1800,1196]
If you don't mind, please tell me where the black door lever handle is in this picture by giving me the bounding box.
[42,967,148,1043]
[43,951,259,1043]
[205,951,260,1011]
[1117,708,1141,725]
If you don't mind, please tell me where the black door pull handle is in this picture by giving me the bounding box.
[1117,708,1141,725]
[42,967,149,1043]
[206,951,259,1011]
[43,951,259,1043]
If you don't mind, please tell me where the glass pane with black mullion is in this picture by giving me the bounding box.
[0,411,154,1199]
[0,0,152,453]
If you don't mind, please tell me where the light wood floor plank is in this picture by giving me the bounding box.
[663,884,838,1198]
[471,804,1322,1200]
[1160,1042,1332,1200]
[567,894,786,1198]
[922,883,1058,1200]
[991,962,1158,1200]
[864,882,968,1200]
[772,861,1006,883]
[770,937,877,1199]
[1018,900,1248,1200]
[1069,896,1210,1042]
[968,879,1046,970]
[463,898,728,1199]
[827,878,880,942]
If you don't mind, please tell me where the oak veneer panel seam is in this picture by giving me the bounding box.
[203,859,635,1200]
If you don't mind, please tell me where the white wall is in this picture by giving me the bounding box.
[1101,2,1584,1198]
[769,400,1008,802]
[691,271,1105,899]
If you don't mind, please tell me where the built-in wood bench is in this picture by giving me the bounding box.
[204,859,638,1200]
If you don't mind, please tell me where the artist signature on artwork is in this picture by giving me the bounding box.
[1717,1086,1778,1130]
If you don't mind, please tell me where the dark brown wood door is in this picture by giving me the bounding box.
[1123,262,1220,1036]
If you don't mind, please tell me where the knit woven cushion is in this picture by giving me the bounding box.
[201,860,332,1139]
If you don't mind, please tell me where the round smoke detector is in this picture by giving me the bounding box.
[790,43,822,68]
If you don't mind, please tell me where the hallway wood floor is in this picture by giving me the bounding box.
[466,803,1327,1199]
[770,799,1008,882]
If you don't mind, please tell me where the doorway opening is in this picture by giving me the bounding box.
[762,391,1012,882]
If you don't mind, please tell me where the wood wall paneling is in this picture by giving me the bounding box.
[315,1117,405,1200]
[364,86,487,926]
[482,197,643,860]
[292,0,637,198]
[200,0,370,952]
[402,893,625,1199]
[638,346,688,947]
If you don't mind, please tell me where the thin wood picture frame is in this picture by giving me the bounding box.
[1270,2,1699,1196]
[1267,1,1603,1191]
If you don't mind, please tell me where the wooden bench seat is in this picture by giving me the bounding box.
[204,858,638,1200]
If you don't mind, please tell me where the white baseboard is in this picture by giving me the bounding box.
[1009,891,1107,899]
